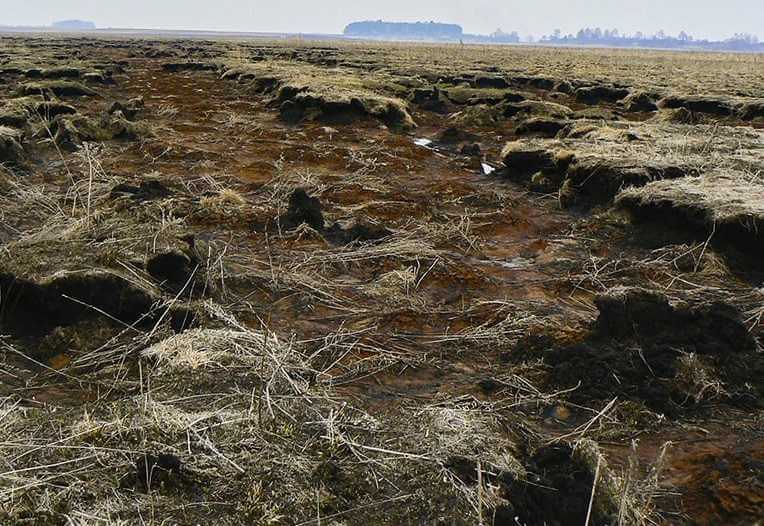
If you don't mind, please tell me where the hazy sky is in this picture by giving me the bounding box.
[6,0,763,40]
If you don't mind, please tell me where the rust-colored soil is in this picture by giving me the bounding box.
[0,36,762,525]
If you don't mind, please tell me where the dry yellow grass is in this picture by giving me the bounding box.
[222,59,415,127]
[618,171,764,227]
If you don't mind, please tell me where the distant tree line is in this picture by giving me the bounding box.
[342,20,762,52]
[484,29,521,43]
[538,27,762,51]
[1,20,97,32]
[344,21,463,41]
[343,21,522,43]
[52,20,97,30]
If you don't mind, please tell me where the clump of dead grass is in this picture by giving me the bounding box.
[222,59,416,128]
[142,327,278,370]
[674,353,727,403]
[618,171,764,227]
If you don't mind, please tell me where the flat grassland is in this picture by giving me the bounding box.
[0,35,763,525]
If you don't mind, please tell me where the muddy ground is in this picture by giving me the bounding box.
[0,36,762,525]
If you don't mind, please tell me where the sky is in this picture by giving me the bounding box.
[4,0,763,40]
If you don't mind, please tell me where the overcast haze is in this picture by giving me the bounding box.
[5,0,763,40]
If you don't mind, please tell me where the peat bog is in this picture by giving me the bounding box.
[0,36,763,525]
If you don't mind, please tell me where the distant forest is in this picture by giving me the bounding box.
[344,21,463,41]
[343,20,763,52]
[52,20,97,30]
[0,20,97,31]
[538,27,763,52]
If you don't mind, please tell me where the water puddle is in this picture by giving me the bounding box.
[497,257,535,269]
[474,256,536,270]
[492,256,534,270]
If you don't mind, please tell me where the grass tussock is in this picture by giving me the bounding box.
[222,59,415,128]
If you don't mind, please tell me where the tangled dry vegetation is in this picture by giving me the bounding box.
[221,60,416,129]
[0,35,762,525]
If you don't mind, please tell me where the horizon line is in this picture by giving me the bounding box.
[1,20,760,42]
[0,24,761,53]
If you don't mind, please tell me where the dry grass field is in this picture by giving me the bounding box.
[0,35,763,525]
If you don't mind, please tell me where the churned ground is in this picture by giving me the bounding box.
[0,36,762,525]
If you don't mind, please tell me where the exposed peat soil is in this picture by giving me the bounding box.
[0,36,762,525]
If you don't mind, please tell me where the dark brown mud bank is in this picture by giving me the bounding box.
[539,288,762,413]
